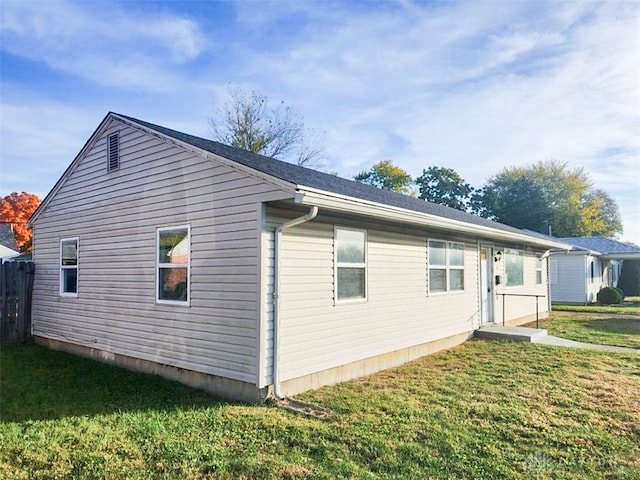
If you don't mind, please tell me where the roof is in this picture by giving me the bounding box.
[116,114,542,240]
[3,252,32,262]
[557,236,640,255]
[0,224,19,251]
[30,112,569,250]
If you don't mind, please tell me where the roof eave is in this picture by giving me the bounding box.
[295,187,572,250]
[600,252,640,260]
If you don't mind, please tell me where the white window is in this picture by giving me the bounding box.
[535,256,543,285]
[157,226,190,305]
[60,238,78,297]
[335,228,367,302]
[505,249,524,287]
[428,240,465,293]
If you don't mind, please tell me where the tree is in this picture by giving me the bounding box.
[209,86,324,166]
[618,260,640,296]
[415,166,472,210]
[354,160,413,194]
[579,189,623,236]
[0,192,41,252]
[470,160,622,237]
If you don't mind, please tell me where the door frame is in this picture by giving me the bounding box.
[479,245,495,325]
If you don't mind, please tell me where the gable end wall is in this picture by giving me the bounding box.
[31,120,293,388]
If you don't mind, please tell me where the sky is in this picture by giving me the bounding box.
[1,0,639,244]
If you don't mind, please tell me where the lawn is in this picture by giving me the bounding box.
[553,298,640,315]
[537,313,640,349]
[2,343,639,479]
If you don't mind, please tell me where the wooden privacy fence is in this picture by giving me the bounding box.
[1,261,35,344]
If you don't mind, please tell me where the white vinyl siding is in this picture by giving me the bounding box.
[31,119,294,385]
[60,237,78,297]
[270,213,482,384]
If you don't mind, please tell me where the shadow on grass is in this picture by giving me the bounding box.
[579,317,640,336]
[0,345,233,423]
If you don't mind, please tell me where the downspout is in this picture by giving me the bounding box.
[273,206,319,400]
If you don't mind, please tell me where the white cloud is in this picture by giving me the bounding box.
[0,0,209,90]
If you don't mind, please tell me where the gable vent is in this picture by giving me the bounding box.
[107,132,120,171]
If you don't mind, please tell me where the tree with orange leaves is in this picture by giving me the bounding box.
[0,192,41,252]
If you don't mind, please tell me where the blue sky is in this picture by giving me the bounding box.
[1,0,639,244]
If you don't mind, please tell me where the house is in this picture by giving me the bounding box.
[0,224,20,262]
[29,112,569,403]
[549,236,640,304]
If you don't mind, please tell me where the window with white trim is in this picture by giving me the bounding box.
[60,238,78,296]
[428,240,465,293]
[505,249,524,287]
[535,256,543,285]
[335,228,366,301]
[157,226,190,305]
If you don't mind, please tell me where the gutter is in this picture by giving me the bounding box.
[272,206,319,400]
[294,187,572,251]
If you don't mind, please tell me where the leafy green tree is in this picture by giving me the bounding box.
[470,160,622,237]
[415,166,472,210]
[579,189,623,236]
[209,86,324,166]
[618,260,640,296]
[354,160,413,194]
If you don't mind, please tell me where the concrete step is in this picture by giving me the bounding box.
[475,325,548,342]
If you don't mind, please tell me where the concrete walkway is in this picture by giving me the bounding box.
[475,325,640,354]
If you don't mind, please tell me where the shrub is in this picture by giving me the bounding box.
[613,287,626,301]
[597,287,623,305]
[618,260,640,296]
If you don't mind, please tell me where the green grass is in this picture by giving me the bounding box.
[2,343,640,479]
[553,298,640,315]
[538,313,640,349]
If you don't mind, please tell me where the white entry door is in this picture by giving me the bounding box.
[480,246,494,325]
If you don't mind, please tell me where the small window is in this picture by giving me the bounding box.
[428,240,465,293]
[505,249,524,287]
[590,260,595,284]
[107,132,120,171]
[335,228,366,302]
[60,238,78,296]
[535,256,543,285]
[157,226,190,305]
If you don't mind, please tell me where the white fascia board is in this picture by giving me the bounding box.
[600,252,640,260]
[549,249,600,256]
[295,187,573,250]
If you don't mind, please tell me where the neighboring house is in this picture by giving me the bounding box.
[549,236,640,304]
[0,224,20,262]
[29,112,568,403]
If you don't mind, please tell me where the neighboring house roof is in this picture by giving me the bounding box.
[31,112,570,250]
[3,252,32,262]
[0,224,19,251]
[556,236,640,259]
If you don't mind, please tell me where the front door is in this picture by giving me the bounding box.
[480,246,494,325]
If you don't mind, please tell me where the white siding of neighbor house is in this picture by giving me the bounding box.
[550,255,588,303]
[32,119,293,385]
[260,209,551,385]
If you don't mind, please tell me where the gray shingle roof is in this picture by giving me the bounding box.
[0,224,18,251]
[117,113,539,238]
[557,236,640,255]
